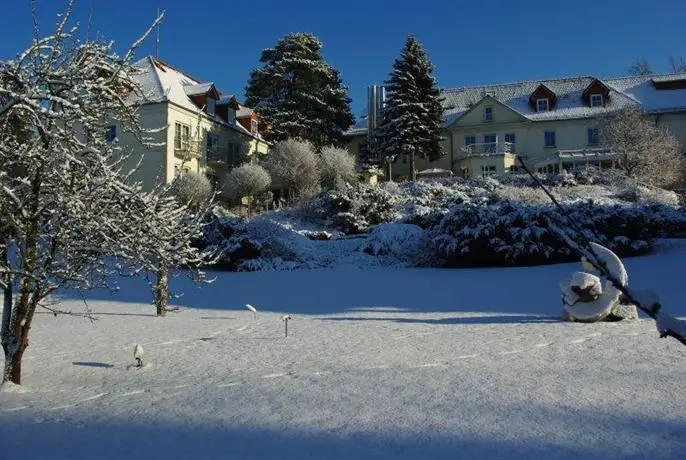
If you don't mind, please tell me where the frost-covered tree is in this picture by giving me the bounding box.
[669,56,686,73]
[628,58,652,76]
[376,35,444,181]
[0,3,208,383]
[319,146,357,191]
[123,185,216,317]
[169,170,212,211]
[264,139,320,203]
[601,108,685,188]
[222,163,272,215]
[245,33,355,148]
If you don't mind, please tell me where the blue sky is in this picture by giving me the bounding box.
[1,0,685,118]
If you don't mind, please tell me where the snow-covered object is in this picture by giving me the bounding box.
[656,312,686,339]
[245,304,257,319]
[359,223,427,265]
[561,242,628,322]
[133,344,144,367]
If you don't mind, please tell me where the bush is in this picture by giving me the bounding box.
[222,163,271,214]
[320,146,357,191]
[264,139,320,202]
[359,223,428,265]
[169,171,213,210]
[429,201,686,267]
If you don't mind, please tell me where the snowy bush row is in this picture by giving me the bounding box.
[197,173,686,270]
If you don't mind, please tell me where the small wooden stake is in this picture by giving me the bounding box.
[281,315,292,338]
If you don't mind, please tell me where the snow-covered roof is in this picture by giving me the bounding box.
[183,82,216,97]
[128,57,266,142]
[236,105,253,118]
[345,72,686,135]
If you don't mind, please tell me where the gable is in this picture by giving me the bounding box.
[529,84,557,110]
[452,96,529,127]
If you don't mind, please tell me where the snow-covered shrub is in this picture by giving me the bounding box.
[615,184,680,206]
[222,163,271,201]
[169,171,213,210]
[429,201,686,267]
[497,186,549,205]
[359,223,428,265]
[264,139,320,202]
[314,184,400,234]
[319,146,357,191]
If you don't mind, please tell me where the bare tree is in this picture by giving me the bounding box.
[669,56,686,73]
[169,170,212,211]
[601,108,685,189]
[319,146,357,191]
[264,139,320,203]
[123,186,216,317]
[0,3,183,384]
[222,163,271,216]
[628,58,652,76]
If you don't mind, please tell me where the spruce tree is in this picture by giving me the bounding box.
[377,35,444,180]
[245,33,355,149]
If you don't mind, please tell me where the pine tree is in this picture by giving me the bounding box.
[377,35,444,181]
[245,33,355,149]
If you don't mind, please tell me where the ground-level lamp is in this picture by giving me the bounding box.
[281,315,293,337]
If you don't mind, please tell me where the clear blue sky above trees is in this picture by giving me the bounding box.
[2,0,684,118]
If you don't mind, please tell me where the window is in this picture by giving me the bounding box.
[536,98,549,112]
[587,128,599,145]
[174,122,190,150]
[206,131,219,156]
[207,98,216,116]
[105,124,117,143]
[590,94,603,107]
[484,107,493,121]
[465,135,476,146]
[484,134,497,153]
[228,142,242,165]
[481,165,496,176]
[505,133,516,152]
[251,119,258,134]
[544,130,556,148]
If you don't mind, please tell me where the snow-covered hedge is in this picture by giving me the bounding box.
[429,201,686,267]
[197,173,686,271]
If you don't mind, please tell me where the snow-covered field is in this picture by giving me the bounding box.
[1,241,685,459]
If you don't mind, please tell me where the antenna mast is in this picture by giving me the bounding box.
[156,7,161,58]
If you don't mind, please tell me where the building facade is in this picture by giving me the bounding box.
[346,74,686,179]
[114,57,269,191]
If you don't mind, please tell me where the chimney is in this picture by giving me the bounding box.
[367,85,386,142]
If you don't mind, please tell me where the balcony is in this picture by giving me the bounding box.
[173,140,201,161]
[460,142,514,156]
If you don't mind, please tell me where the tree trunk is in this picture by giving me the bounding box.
[3,339,25,384]
[1,246,12,356]
[409,151,417,181]
[155,266,169,317]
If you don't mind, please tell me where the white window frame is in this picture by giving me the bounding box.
[536,98,549,112]
[481,165,497,177]
[544,130,556,148]
[587,127,599,145]
[465,135,476,146]
[484,106,494,121]
[504,132,516,152]
[251,119,258,134]
[174,122,190,150]
[590,94,603,107]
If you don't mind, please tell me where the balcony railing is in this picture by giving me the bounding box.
[460,142,514,156]
[173,139,201,160]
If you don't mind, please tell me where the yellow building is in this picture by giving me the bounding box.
[114,57,269,191]
[346,74,686,179]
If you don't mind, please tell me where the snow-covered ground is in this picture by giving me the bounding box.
[1,240,685,459]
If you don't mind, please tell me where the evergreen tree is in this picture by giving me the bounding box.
[377,35,444,181]
[245,33,354,149]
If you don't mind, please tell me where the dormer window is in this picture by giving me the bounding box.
[590,94,603,107]
[484,107,493,121]
[251,119,258,134]
[207,97,216,115]
[536,98,549,112]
